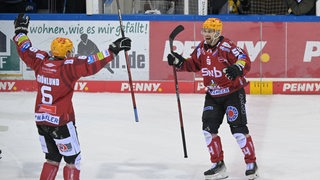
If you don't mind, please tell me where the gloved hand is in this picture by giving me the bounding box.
[223,64,243,80]
[14,13,30,35]
[109,37,131,55]
[167,52,185,68]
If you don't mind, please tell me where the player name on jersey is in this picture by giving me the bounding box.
[37,75,60,86]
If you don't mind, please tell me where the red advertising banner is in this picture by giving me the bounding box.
[150,21,196,81]
[2,80,320,95]
[273,81,320,94]
[2,19,320,94]
[0,80,194,93]
[287,23,320,78]
[149,21,320,80]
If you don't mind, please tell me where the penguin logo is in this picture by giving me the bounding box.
[226,106,238,122]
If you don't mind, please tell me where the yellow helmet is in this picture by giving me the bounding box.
[202,18,223,33]
[50,37,74,58]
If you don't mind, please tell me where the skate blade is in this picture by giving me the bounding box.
[205,173,228,180]
[247,172,259,180]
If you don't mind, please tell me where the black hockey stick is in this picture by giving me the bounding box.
[169,25,188,158]
[116,0,139,122]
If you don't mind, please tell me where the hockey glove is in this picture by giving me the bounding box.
[223,64,243,80]
[167,52,185,68]
[14,13,30,35]
[109,37,131,55]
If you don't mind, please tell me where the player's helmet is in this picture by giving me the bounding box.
[202,18,223,33]
[202,18,223,45]
[50,37,74,58]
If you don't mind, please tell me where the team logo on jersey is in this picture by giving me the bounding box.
[202,67,223,77]
[222,42,231,48]
[203,106,213,111]
[20,42,31,52]
[64,59,74,64]
[238,54,247,59]
[36,53,45,60]
[14,33,25,41]
[78,55,87,60]
[44,63,55,68]
[35,113,60,125]
[87,55,95,64]
[220,46,230,52]
[226,106,238,122]
[57,143,72,153]
[206,56,211,65]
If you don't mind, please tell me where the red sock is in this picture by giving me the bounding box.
[40,162,59,180]
[63,165,80,180]
[242,136,256,163]
[207,135,224,163]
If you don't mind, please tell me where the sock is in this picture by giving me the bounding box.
[234,133,256,163]
[204,131,224,163]
[39,162,59,180]
[63,165,80,180]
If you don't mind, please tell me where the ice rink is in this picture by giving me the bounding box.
[1,92,320,180]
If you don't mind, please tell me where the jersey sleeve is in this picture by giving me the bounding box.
[13,33,48,72]
[71,49,115,78]
[178,43,203,72]
[224,39,251,75]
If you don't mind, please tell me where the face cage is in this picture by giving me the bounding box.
[68,47,75,57]
[201,29,221,44]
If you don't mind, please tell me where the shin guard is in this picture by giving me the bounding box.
[40,162,59,180]
[63,165,80,180]
[204,131,224,163]
[234,133,256,163]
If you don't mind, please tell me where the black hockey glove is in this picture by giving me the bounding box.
[14,13,30,35]
[167,52,185,68]
[223,64,243,80]
[109,37,131,55]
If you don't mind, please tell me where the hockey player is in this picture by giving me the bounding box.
[167,18,258,180]
[13,14,131,180]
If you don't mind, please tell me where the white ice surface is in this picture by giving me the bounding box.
[1,92,320,180]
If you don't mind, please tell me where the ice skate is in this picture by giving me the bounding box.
[204,160,228,180]
[245,162,259,180]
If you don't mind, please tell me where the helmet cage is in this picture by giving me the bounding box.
[201,18,223,44]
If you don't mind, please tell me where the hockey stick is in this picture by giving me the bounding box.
[169,25,188,158]
[116,0,139,122]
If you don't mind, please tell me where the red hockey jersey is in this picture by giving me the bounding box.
[179,36,251,97]
[14,33,114,126]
